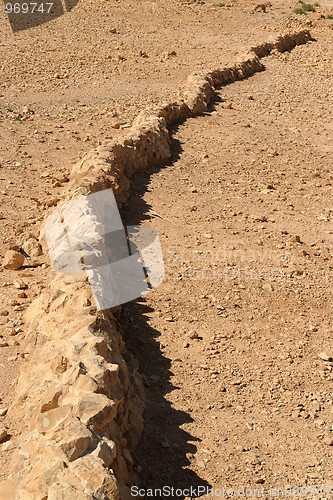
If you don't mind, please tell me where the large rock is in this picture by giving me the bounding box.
[3,250,24,270]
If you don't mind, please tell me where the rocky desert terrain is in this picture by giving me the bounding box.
[0,0,333,498]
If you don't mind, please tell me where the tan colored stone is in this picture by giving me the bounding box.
[0,479,20,499]
[3,250,25,270]
[50,355,69,374]
[35,406,93,462]
[40,387,62,413]
[323,435,333,446]
[19,454,66,499]
[48,482,90,500]
[77,393,117,428]
[0,427,9,443]
[60,374,99,406]
[53,418,93,462]
[59,455,120,498]
[36,405,72,434]
[318,351,333,362]
[75,374,99,393]
[91,437,116,466]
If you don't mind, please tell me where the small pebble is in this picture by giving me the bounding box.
[322,435,333,446]
[318,352,333,362]
[0,427,9,443]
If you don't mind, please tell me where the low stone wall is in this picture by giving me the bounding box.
[1,30,313,499]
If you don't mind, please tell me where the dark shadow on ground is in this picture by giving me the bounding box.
[117,132,211,499]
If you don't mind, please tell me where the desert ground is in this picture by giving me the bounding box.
[0,0,333,497]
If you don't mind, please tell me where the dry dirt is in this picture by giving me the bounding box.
[120,33,333,496]
[1,0,333,496]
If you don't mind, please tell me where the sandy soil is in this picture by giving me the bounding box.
[1,0,333,494]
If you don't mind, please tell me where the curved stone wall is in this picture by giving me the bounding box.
[1,30,312,499]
